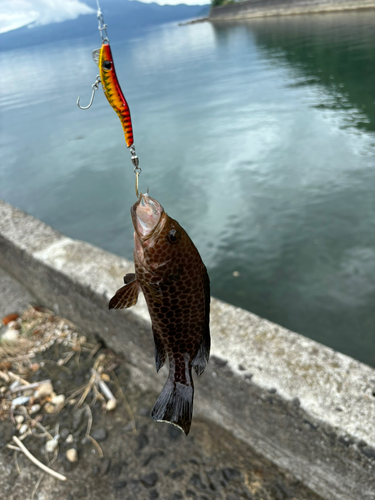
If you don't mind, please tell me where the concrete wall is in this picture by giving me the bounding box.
[1,198,375,500]
[209,0,375,21]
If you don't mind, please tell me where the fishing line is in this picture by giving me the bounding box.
[77,0,141,197]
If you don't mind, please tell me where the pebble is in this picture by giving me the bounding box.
[100,457,111,475]
[34,382,53,399]
[29,404,41,414]
[46,438,59,453]
[19,423,29,435]
[362,446,375,459]
[66,448,78,462]
[141,472,158,487]
[51,394,65,406]
[15,415,24,424]
[190,473,206,490]
[149,490,159,499]
[137,433,149,450]
[222,467,241,481]
[43,402,55,414]
[12,396,30,407]
[91,428,107,442]
[114,480,127,489]
[66,434,74,444]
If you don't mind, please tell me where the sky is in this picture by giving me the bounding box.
[0,0,208,34]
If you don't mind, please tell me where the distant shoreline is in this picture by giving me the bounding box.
[209,0,375,21]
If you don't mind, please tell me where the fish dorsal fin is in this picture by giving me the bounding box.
[109,280,140,310]
[92,48,101,67]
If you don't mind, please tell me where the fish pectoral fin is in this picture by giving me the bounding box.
[108,280,140,310]
[124,273,136,284]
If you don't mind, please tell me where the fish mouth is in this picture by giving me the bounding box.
[131,193,164,239]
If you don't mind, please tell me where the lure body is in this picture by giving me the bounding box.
[93,44,134,148]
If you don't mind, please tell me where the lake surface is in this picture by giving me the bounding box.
[1,12,374,366]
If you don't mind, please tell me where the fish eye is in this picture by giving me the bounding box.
[102,60,112,71]
[167,229,181,245]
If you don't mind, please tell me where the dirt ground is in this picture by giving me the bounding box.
[0,307,323,500]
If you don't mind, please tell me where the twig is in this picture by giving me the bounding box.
[14,450,21,475]
[11,436,67,481]
[87,436,103,458]
[88,343,101,360]
[31,473,45,500]
[11,380,51,394]
[111,370,137,434]
[8,372,30,385]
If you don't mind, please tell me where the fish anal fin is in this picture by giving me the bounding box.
[153,327,166,372]
[124,273,136,284]
[109,280,140,310]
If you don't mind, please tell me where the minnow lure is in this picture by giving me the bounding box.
[77,1,139,173]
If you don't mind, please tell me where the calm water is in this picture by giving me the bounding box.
[1,12,374,366]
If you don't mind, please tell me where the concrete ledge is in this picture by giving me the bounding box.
[209,0,375,21]
[1,199,375,500]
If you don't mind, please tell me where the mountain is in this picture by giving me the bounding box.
[0,0,210,51]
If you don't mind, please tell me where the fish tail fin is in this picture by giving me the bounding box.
[151,366,193,436]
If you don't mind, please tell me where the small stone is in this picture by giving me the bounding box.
[51,394,65,406]
[149,490,159,499]
[43,403,55,414]
[91,428,107,442]
[46,439,59,453]
[66,434,74,444]
[190,474,206,490]
[15,415,24,425]
[19,424,29,435]
[66,448,78,463]
[222,467,241,481]
[100,458,111,475]
[137,433,149,450]
[2,328,19,343]
[362,446,375,459]
[29,404,41,414]
[114,480,127,489]
[268,388,277,394]
[12,396,30,407]
[232,271,240,277]
[141,472,158,487]
[34,382,53,399]
[211,355,227,367]
[170,469,184,479]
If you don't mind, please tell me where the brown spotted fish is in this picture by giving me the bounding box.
[109,193,210,435]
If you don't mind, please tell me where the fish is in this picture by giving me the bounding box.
[92,44,134,148]
[109,193,210,435]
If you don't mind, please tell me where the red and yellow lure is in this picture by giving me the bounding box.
[77,2,140,190]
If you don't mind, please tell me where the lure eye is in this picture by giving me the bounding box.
[102,60,112,71]
[167,229,181,245]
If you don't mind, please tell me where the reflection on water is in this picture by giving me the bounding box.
[0,13,374,366]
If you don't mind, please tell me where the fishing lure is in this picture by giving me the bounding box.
[77,1,139,182]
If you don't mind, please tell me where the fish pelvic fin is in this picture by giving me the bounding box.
[151,366,193,436]
[108,279,140,310]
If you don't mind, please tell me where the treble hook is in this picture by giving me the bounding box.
[77,75,101,110]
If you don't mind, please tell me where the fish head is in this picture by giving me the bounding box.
[131,194,188,271]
